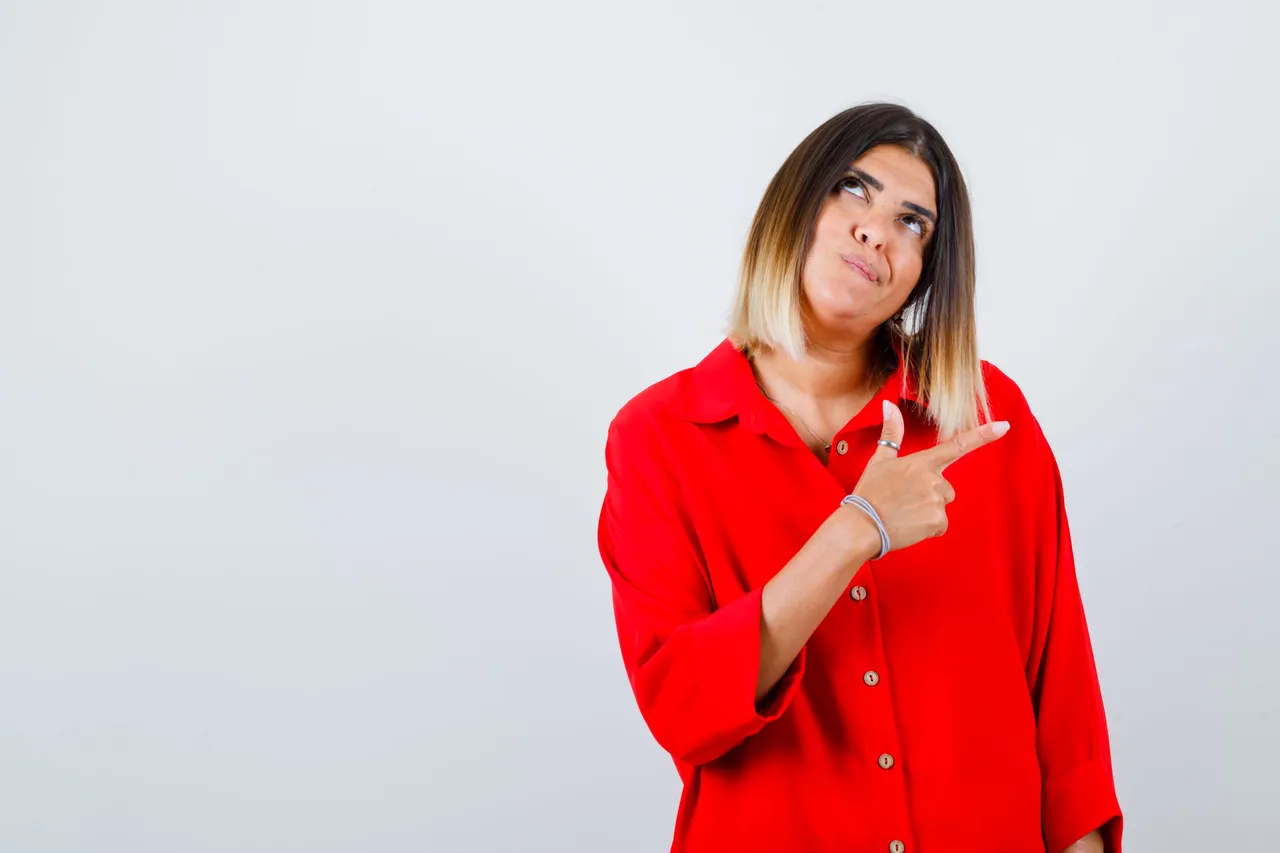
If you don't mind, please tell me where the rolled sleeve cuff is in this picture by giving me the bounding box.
[691,586,806,745]
[1042,758,1123,853]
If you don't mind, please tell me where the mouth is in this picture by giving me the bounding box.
[840,254,879,282]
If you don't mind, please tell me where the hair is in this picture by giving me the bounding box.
[727,102,990,440]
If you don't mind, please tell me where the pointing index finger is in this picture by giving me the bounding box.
[919,420,1011,470]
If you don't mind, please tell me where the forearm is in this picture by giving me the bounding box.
[1062,829,1104,853]
[756,506,879,701]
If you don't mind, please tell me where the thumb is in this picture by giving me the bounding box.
[874,400,905,459]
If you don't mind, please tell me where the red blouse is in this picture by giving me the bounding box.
[596,338,1123,853]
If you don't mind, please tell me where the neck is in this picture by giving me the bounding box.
[750,330,879,405]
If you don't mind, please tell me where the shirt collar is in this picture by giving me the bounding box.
[672,337,925,436]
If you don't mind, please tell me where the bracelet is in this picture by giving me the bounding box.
[840,494,890,560]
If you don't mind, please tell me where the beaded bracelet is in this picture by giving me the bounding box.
[840,494,890,560]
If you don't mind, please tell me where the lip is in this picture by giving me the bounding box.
[840,253,878,282]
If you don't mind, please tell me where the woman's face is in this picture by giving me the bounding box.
[800,144,938,342]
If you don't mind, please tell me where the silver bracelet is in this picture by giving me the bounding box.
[840,494,890,560]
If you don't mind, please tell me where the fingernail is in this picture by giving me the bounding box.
[993,421,1010,436]
[883,400,892,418]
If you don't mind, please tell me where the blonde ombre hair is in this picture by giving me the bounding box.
[728,103,990,441]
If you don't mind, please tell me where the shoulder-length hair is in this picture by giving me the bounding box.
[727,102,990,440]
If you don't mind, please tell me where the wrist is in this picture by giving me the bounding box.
[833,503,883,566]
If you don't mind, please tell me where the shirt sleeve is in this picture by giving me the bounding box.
[596,412,806,768]
[1026,418,1124,853]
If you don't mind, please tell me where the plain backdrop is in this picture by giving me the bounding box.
[2,2,1278,851]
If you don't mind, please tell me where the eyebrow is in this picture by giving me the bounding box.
[902,201,937,224]
[845,167,937,225]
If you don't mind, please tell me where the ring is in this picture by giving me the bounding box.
[877,439,901,451]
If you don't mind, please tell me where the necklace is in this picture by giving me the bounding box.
[755,382,832,453]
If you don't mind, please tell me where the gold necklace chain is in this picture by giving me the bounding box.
[755,382,832,453]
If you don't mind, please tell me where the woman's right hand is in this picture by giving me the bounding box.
[847,401,1010,554]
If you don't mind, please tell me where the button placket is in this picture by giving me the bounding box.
[845,566,908,852]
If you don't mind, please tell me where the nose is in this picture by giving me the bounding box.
[852,214,885,251]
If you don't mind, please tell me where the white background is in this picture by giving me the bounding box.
[2,1,1277,850]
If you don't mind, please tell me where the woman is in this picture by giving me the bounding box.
[596,103,1123,852]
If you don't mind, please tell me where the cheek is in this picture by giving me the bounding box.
[815,197,856,238]
[802,251,846,297]
[802,223,843,278]
[890,242,925,286]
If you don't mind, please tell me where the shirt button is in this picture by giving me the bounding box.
[863,670,880,687]
[849,585,867,601]
[835,439,849,455]
[890,842,905,853]
[878,753,895,769]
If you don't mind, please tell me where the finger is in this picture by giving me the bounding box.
[872,400,906,460]
[938,478,956,504]
[918,419,1010,470]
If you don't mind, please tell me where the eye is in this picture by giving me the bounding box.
[838,177,867,199]
[901,215,926,237]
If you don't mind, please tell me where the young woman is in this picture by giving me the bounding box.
[597,103,1123,852]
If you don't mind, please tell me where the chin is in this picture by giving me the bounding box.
[806,307,876,341]
[807,282,873,320]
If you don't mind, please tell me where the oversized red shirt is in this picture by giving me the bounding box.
[597,338,1123,853]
